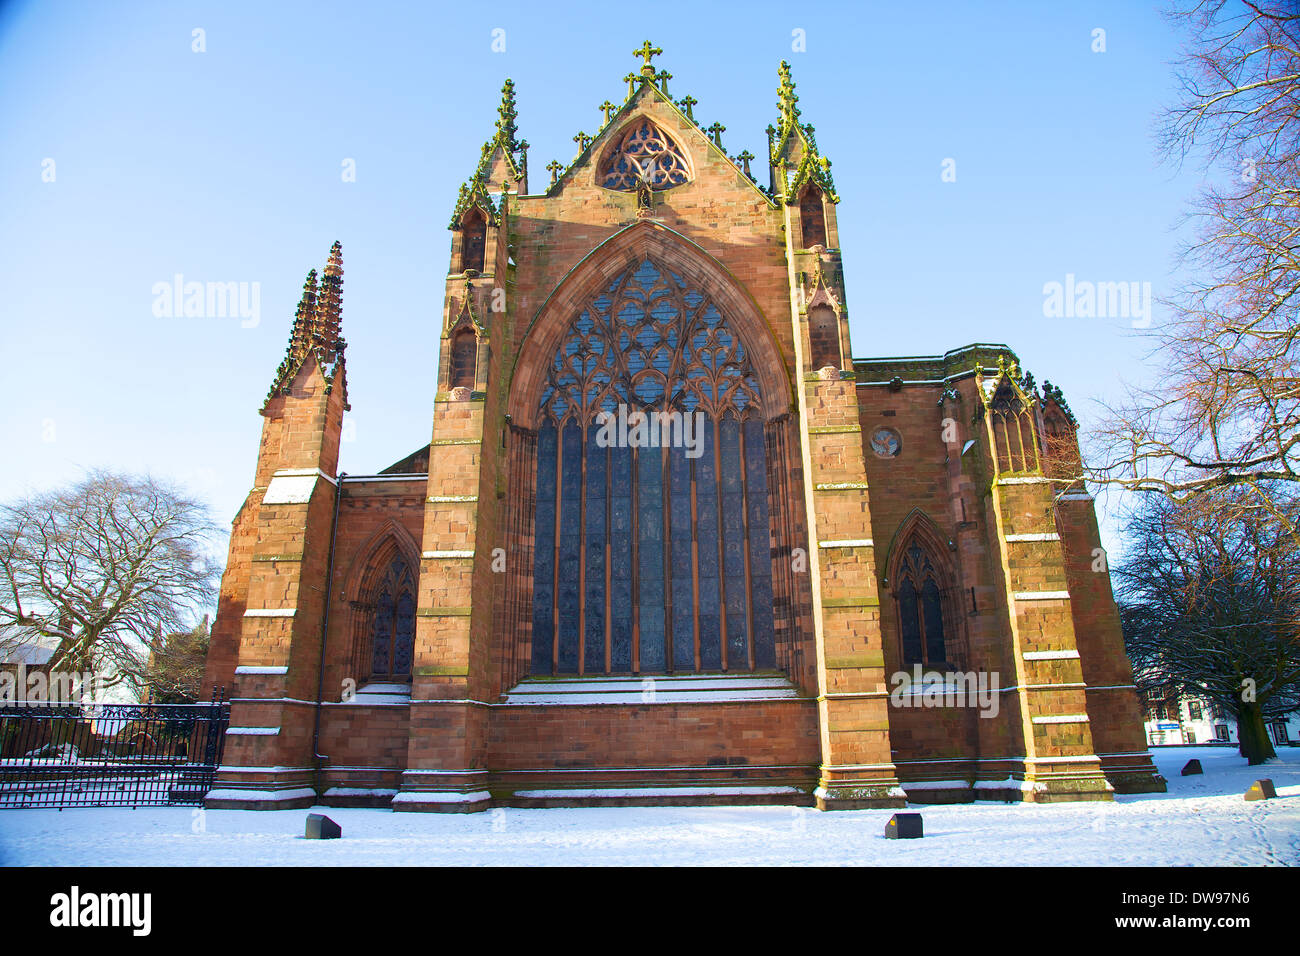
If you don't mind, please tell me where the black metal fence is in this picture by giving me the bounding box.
[0,693,229,808]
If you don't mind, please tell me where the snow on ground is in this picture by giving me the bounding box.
[0,746,1296,866]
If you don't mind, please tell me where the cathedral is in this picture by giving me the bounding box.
[201,46,1166,811]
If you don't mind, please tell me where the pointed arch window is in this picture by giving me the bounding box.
[988,382,1040,474]
[531,257,774,675]
[599,119,692,191]
[807,304,841,371]
[799,186,826,248]
[449,328,477,390]
[894,541,949,668]
[460,209,486,274]
[369,558,416,681]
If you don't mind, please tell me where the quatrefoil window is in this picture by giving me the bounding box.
[599,118,692,191]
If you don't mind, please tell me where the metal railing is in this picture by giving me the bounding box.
[0,691,229,808]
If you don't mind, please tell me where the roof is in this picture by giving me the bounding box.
[0,625,58,665]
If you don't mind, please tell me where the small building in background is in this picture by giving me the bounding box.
[1140,686,1297,747]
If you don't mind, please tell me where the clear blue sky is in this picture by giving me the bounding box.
[0,0,1197,563]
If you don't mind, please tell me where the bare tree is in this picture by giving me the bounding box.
[1090,1,1300,544]
[0,471,219,698]
[144,616,211,704]
[1115,486,1300,764]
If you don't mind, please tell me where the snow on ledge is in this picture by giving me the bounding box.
[225,726,281,736]
[1022,650,1080,661]
[205,787,317,802]
[975,777,1046,792]
[391,790,491,804]
[513,786,804,799]
[323,787,399,798]
[502,674,804,706]
[900,779,974,790]
[327,682,413,707]
[813,785,909,799]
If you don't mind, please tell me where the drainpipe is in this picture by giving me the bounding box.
[312,471,345,795]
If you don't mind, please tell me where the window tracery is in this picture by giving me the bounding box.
[531,257,774,675]
[599,119,692,191]
[369,557,416,681]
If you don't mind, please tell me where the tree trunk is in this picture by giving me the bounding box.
[1236,701,1277,765]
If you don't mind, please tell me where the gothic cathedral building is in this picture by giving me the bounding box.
[202,47,1165,811]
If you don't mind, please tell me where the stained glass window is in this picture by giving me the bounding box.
[531,258,773,675]
[370,558,416,681]
[599,119,692,191]
[870,427,901,458]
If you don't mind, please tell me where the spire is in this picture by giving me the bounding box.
[771,60,838,204]
[776,60,801,132]
[265,245,347,409]
[450,78,525,228]
[286,268,318,363]
[315,240,344,365]
[496,78,520,154]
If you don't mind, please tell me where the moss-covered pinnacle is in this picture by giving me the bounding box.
[1041,380,1079,427]
[449,79,525,229]
[264,244,347,409]
[771,61,838,204]
[496,78,520,154]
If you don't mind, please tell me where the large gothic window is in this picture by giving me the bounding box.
[599,119,692,191]
[369,558,416,681]
[531,258,775,675]
[894,541,949,668]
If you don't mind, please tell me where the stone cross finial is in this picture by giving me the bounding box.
[623,72,639,101]
[655,70,672,96]
[547,160,562,186]
[706,122,726,149]
[678,95,698,121]
[573,131,592,154]
[633,40,662,75]
[599,100,616,126]
[737,150,754,178]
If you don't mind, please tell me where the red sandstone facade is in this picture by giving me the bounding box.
[202,51,1165,812]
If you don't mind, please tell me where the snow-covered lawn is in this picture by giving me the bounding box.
[0,746,1296,866]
